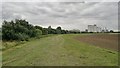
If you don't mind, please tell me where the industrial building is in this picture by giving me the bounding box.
[88,24,102,32]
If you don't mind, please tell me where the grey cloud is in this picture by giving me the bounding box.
[0,3,2,19]
[0,2,2,27]
[1,2,118,31]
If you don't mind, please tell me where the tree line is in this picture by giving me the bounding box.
[2,19,81,41]
[3,19,117,41]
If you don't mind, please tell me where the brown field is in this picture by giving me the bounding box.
[75,34,118,51]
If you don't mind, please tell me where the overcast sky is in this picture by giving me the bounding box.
[1,2,118,31]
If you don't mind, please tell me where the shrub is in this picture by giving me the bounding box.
[14,33,29,41]
[34,29,42,37]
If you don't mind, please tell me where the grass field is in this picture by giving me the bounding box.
[2,34,118,66]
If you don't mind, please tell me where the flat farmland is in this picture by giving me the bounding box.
[75,34,118,51]
[2,34,118,66]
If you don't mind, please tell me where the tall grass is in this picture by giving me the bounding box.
[2,34,55,51]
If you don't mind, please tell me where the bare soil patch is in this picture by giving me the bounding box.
[75,34,118,51]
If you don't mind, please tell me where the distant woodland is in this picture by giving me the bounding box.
[2,19,118,41]
[2,19,81,41]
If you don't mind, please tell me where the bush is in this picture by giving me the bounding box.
[2,19,38,41]
[34,29,42,37]
[14,33,29,41]
[42,28,48,35]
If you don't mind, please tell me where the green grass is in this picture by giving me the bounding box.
[2,34,55,50]
[2,34,118,66]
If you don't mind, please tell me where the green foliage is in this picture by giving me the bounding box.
[14,33,29,41]
[47,26,52,34]
[42,28,48,35]
[110,30,114,33]
[56,26,61,30]
[56,29,61,34]
[34,29,42,37]
[56,26,62,34]
[35,26,43,30]
[2,19,81,41]
[2,19,43,41]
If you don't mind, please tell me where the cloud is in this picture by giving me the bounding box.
[1,2,118,31]
[0,2,2,27]
[2,0,120,2]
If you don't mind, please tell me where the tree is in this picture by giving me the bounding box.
[14,33,29,41]
[2,19,85,41]
[48,26,52,29]
[48,26,52,34]
[2,19,43,41]
[35,26,43,30]
[85,29,88,32]
[56,26,62,34]
[34,29,42,37]
[56,26,61,30]
[51,29,57,34]
[2,20,15,40]
[110,30,114,33]
[42,28,48,35]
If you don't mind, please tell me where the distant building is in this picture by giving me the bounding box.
[88,24,102,32]
[96,27,102,32]
[101,27,109,33]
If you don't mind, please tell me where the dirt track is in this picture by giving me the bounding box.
[75,34,118,51]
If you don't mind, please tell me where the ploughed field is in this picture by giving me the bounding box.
[75,34,118,51]
[2,34,118,66]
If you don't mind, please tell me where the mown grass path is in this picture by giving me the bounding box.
[2,34,118,66]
